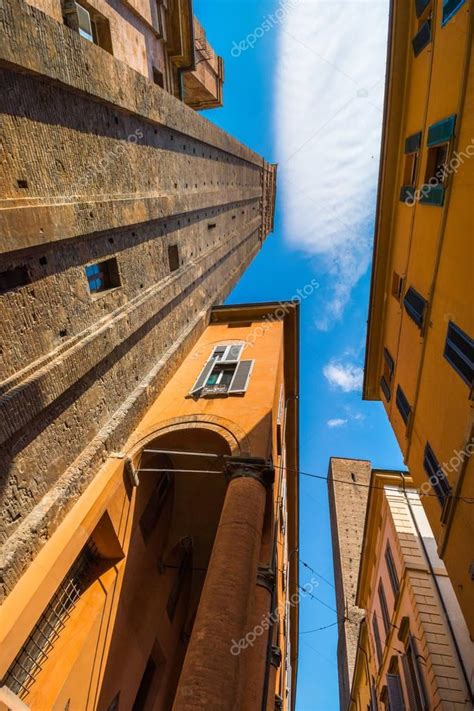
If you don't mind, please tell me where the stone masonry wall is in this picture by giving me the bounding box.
[328,458,371,711]
[0,0,276,598]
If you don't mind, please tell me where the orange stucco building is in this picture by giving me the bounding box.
[350,469,473,710]
[364,0,473,636]
[0,302,299,711]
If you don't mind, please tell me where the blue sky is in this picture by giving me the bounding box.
[195,1,405,708]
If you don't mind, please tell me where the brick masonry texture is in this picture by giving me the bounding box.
[328,458,371,711]
[0,0,276,599]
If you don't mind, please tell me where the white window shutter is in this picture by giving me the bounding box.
[228,360,254,394]
[223,344,243,361]
[190,359,215,395]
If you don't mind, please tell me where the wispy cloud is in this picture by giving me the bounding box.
[327,418,348,428]
[275,0,389,328]
[323,361,363,392]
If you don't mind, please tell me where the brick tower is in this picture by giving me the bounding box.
[0,0,276,601]
[328,458,371,711]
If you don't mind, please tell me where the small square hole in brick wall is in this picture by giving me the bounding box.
[85,258,121,294]
[168,245,180,272]
[0,266,31,294]
[17,179,28,189]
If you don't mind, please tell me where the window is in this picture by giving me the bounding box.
[442,0,466,26]
[85,258,120,294]
[189,343,254,397]
[401,636,428,711]
[395,386,412,426]
[378,581,391,637]
[391,272,405,302]
[139,473,172,543]
[168,244,180,272]
[444,321,473,387]
[372,613,383,666]
[0,266,31,294]
[3,539,100,699]
[152,66,164,88]
[63,1,113,53]
[400,132,421,203]
[403,287,427,329]
[385,543,400,599]
[423,442,451,506]
[132,656,156,711]
[380,348,395,402]
[421,115,456,205]
[412,1,432,56]
[386,673,406,711]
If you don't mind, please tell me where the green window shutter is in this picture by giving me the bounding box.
[412,20,431,56]
[228,360,254,394]
[415,0,431,17]
[419,184,445,206]
[405,132,422,154]
[442,0,466,26]
[400,185,415,203]
[427,115,456,146]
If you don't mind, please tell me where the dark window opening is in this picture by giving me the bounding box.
[207,223,216,230]
[444,321,473,387]
[423,442,451,507]
[17,179,28,189]
[385,543,400,598]
[85,258,120,294]
[168,244,180,272]
[132,656,156,711]
[0,266,31,294]
[425,144,449,185]
[412,18,432,56]
[386,672,406,711]
[442,0,466,25]
[380,348,395,402]
[372,613,383,666]
[152,66,164,88]
[396,386,412,426]
[378,581,391,637]
[391,273,405,301]
[401,636,428,711]
[403,287,427,329]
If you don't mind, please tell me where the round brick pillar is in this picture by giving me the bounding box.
[173,459,274,711]
[240,566,275,709]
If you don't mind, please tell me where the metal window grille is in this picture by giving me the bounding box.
[2,540,99,699]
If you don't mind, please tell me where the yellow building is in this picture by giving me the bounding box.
[0,303,299,711]
[350,470,473,710]
[364,0,474,635]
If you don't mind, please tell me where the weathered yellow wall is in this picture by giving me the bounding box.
[367,0,473,635]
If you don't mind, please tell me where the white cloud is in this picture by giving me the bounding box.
[327,418,348,428]
[275,0,389,328]
[323,361,364,392]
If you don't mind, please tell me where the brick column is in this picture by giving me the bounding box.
[240,565,275,710]
[173,458,274,710]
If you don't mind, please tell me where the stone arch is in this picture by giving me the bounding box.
[125,413,252,460]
